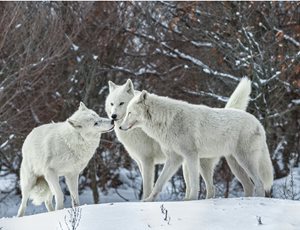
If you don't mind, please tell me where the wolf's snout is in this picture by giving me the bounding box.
[111,114,117,119]
[110,119,114,125]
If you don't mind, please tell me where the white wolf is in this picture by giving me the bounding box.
[17,102,114,217]
[120,82,273,202]
[106,78,256,200]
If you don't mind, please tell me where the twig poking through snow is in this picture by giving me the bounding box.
[160,204,171,225]
[256,216,263,225]
[115,188,130,202]
[59,207,82,230]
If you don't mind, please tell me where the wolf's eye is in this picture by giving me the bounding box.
[110,103,114,106]
[94,122,99,126]
[119,102,124,106]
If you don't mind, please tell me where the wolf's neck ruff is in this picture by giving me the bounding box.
[60,123,99,158]
[139,94,179,139]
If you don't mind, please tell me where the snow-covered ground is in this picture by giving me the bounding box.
[1,197,299,230]
[1,167,300,229]
[0,186,140,218]
[0,172,183,218]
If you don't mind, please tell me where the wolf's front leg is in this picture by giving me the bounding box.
[65,173,80,207]
[140,158,155,200]
[143,153,182,202]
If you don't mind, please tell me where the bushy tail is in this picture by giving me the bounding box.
[259,144,274,192]
[224,77,254,195]
[30,177,52,205]
[225,77,252,111]
[225,78,274,194]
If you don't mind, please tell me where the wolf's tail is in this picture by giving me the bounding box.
[30,177,52,205]
[259,144,274,193]
[225,77,251,110]
[225,78,274,194]
[224,77,254,195]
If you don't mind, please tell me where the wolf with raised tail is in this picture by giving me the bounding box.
[107,78,258,200]
[17,102,114,217]
[120,79,273,202]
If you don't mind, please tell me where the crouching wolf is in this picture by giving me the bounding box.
[17,102,114,217]
[120,82,273,202]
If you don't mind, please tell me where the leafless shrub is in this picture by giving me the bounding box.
[59,207,82,230]
[256,216,263,225]
[278,166,300,200]
[160,204,171,225]
[0,1,299,203]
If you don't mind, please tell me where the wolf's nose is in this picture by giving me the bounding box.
[110,119,114,125]
[111,114,117,119]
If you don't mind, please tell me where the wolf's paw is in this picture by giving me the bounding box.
[143,196,154,202]
[183,195,198,201]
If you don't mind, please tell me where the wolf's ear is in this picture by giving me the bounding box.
[67,119,82,129]
[79,102,88,111]
[137,90,148,103]
[108,81,117,92]
[124,79,134,95]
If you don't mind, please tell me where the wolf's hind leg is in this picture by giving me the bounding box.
[233,152,264,197]
[17,167,36,217]
[44,169,64,210]
[185,154,200,200]
[45,195,54,211]
[199,158,218,199]
[226,155,254,197]
[182,161,191,200]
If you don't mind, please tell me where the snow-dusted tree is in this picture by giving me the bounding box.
[102,1,299,196]
[0,2,133,202]
[0,2,299,202]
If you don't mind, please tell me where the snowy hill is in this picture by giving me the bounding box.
[1,198,299,230]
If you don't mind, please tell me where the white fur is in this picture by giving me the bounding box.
[225,77,251,110]
[120,82,273,202]
[17,102,114,217]
[107,78,256,200]
[106,80,165,199]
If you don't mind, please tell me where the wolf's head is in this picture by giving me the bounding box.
[105,79,135,122]
[119,90,149,131]
[68,102,114,136]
